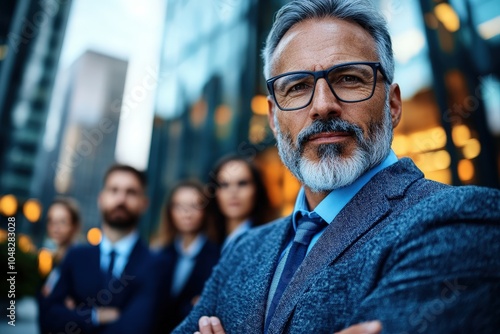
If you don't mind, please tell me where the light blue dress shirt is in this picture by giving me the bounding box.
[283,150,398,259]
[99,230,139,278]
[171,234,207,297]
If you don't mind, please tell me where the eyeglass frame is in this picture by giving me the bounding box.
[266,61,387,111]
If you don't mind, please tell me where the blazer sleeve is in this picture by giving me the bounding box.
[347,217,500,333]
[42,249,96,333]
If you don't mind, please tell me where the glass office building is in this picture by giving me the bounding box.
[146,0,296,229]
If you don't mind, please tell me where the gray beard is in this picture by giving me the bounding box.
[274,98,393,193]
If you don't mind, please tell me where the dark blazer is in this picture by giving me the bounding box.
[41,239,161,334]
[173,158,500,334]
[158,239,220,333]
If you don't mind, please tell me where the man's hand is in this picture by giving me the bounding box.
[64,297,76,310]
[96,307,120,324]
[192,316,381,334]
[194,316,225,334]
[335,321,382,334]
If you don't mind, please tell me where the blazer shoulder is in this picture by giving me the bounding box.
[385,185,500,253]
[413,185,500,221]
[65,244,99,259]
[201,239,221,256]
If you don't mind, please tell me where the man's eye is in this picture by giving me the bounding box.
[341,75,361,83]
[290,83,309,92]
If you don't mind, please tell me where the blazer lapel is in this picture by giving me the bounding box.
[109,240,145,306]
[122,239,145,276]
[269,159,424,333]
[228,217,292,332]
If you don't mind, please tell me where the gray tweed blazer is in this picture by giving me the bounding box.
[173,158,500,333]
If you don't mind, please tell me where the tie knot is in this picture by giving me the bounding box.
[294,214,326,246]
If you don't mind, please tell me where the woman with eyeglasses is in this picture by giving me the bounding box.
[210,154,276,251]
[156,180,220,333]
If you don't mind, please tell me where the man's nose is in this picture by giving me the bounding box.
[114,190,128,202]
[308,78,342,120]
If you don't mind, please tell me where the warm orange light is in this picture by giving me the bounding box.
[425,169,452,185]
[434,3,460,32]
[38,248,53,276]
[18,234,35,253]
[433,150,451,171]
[23,199,42,223]
[215,105,232,126]
[190,99,207,128]
[249,124,266,144]
[452,124,470,147]
[462,138,481,159]
[281,203,295,217]
[248,115,268,144]
[409,127,446,154]
[251,95,269,115]
[87,227,102,246]
[392,135,409,156]
[0,194,18,216]
[458,159,474,182]
[0,44,8,60]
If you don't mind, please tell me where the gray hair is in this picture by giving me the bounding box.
[262,0,394,85]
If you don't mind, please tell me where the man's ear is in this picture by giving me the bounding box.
[389,83,402,128]
[97,191,103,210]
[267,96,278,137]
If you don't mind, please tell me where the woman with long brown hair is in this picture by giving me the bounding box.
[157,180,220,333]
[41,197,81,296]
[210,154,275,251]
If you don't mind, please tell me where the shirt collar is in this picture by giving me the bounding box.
[292,150,398,230]
[100,229,140,258]
[174,234,207,259]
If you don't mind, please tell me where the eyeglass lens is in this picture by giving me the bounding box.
[272,63,377,110]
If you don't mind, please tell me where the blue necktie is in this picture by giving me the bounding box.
[107,250,116,281]
[265,214,326,332]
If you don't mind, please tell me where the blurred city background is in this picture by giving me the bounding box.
[0,0,499,331]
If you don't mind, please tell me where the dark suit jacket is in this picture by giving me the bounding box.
[41,239,161,334]
[157,239,220,333]
[173,158,500,333]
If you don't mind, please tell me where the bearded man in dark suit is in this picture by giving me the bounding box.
[41,165,162,334]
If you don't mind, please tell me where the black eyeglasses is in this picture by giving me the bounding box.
[266,61,386,111]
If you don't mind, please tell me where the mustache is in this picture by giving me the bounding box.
[296,118,364,149]
[110,204,130,214]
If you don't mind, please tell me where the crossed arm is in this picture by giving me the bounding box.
[193,316,382,334]
[175,217,500,333]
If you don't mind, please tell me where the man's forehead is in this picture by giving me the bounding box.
[105,171,142,187]
[270,17,377,75]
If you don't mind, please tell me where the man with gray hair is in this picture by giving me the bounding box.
[173,0,500,333]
